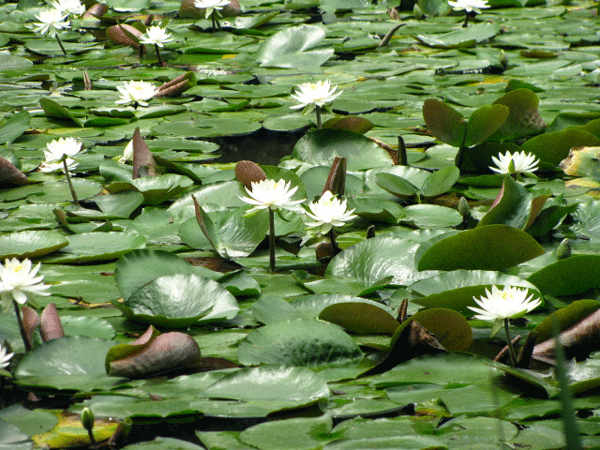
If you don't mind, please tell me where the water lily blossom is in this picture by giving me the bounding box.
[239,178,305,215]
[39,158,78,173]
[140,26,174,47]
[50,0,85,17]
[469,286,541,324]
[0,344,13,370]
[43,137,82,163]
[33,8,70,37]
[490,151,539,176]
[0,258,50,312]
[290,80,342,129]
[240,178,305,271]
[115,80,157,107]
[194,0,230,17]
[290,80,342,112]
[448,0,490,14]
[305,190,357,235]
[469,285,541,366]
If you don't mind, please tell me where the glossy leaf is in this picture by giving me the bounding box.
[319,302,400,335]
[527,254,600,296]
[417,225,546,271]
[238,319,363,367]
[0,230,68,259]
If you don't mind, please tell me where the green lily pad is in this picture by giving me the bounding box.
[319,302,400,335]
[14,337,124,393]
[42,232,146,263]
[238,319,363,367]
[327,236,437,289]
[256,24,334,69]
[416,23,502,49]
[527,254,600,296]
[291,129,394,171]
[0,230,68,259]
[203,365,329,404]
[417,225,546,271]
[114,249,219,301]
[115,273,238,328]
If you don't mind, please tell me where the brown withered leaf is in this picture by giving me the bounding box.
[322,157,346,197]
[82,3,108,18]
[359,321,445,377]
[21,305,39,350]
[0,156,27,188]
[235,160,266,190]
[106,24,142,48]
[155,72,196,98]
[533,309,600,365]
[106,325,202,378]
[132,127,156,179]
[40,303,65,342]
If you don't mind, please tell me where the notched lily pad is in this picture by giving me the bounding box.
[114,273,238,328]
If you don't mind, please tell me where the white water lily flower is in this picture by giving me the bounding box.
[39,158,78,173]
[305,190,357,235]
[490,151,539,175]
[469,285,540,328]
[139,26,174,47]
[118,139,134,164]
[290,80,342,112]
[0,258,50,312]
[50,0,85,17]
[115,80,157,107]
[239,178,305,215]
[43,137,83,163]
[0,344,13,370]
[194,0,230,18]
[33,8,70,37]
[448,0,490,13]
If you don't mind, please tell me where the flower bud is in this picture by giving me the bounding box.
[458,197,470,218]
[556,238,571,260]
[81,407,94,432]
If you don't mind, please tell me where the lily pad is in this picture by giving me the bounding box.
[417,225,546,271]
[115,273,238,328]
[238,319,363,367]
[527,255,600,296]
[0,230,68,259]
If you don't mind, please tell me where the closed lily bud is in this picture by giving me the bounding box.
[458,197,470,218]
[81,407,94,432]
[556,238,571,260]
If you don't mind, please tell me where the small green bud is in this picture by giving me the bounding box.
[413,3,423,19]
[458,197,470,218]
[556,238,571,260]
[499,50,508,69]
[81,407,94,432]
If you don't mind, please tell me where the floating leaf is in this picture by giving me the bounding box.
[527,254,600,296]
[238,319,363,367]
[39,98,83,127]
[115,273,238,328]
[0,110,29,144]
[522,128,600,167]
[417,225,545,271]
[257,25,334,69]
[489,88,546,142]
[14,337,122,392]
[0,230,68,259]
[319,302,400,335]
[416,23,501,49]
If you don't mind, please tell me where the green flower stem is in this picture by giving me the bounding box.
[55,34,67,55]
[328,228,340,255]
[155,44,163,65]
[504,318,518,367]
[63,159,80,206]
[14,300,31,353]
[211,11,221,31]
[463,13,470,27]
[316,105,322,130]
[455,146,465,170]
[269,209,275,272]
